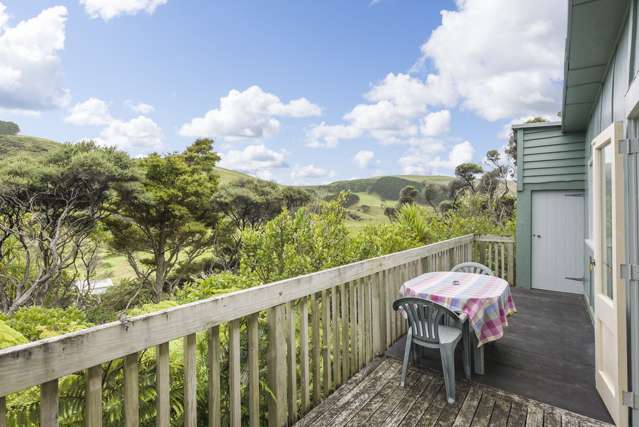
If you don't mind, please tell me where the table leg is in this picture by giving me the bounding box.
[472,334,485,375]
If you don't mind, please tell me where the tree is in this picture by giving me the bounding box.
[423,183,447,209]
[398,185,419,206]
[0,142,134,313]
[454,163,484,193]
[0,121,19,136]
[506,116,547,167]
[105,139,224,301]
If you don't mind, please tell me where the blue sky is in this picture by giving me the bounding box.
[0,0,566,184]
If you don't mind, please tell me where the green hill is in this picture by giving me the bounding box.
[0,135,60,158]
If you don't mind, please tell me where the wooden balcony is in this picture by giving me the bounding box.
[0,234,604,426]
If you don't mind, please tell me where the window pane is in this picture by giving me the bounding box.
[602,143,614,299]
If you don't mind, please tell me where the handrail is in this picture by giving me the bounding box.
[0,234,473,397]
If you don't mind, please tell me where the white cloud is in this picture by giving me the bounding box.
[0,3,70,112]
[291,164,335,180]
[353,150,375,169]
[96,116,163,155]
[306,123,362,148]
[420,110,451,136]
[65,98,113,126]
[126,101,155,114]
[219,144,288,179]
[179,86,321,140]
[414,0,565,121]
[80,0,168,21]
[399,141,474,175]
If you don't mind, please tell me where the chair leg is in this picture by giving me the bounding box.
[440,345,456,404]
[463,323,471,380]
[400,330,412,387]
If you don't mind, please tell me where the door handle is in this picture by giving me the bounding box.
[565,276,584,282]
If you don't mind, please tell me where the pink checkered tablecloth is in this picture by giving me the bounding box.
[399,271,517,346]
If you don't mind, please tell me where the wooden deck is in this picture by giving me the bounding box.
[295,358,612,427]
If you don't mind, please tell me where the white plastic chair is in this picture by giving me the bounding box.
[451,262,493,276]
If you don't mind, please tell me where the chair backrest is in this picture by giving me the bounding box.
[392,297,457,344]
[451,262,494,276]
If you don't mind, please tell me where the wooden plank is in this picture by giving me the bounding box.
[357,279,365,369]
[384,373,434,425]
[523,142,585,155]
[522,166,585,177]
[398,376,443,427]
[229,320,241,427]
[506,402,527,427]
[363,278,372,363]
[453,385,483,427]
[370,370,433,425]
[123,353,139,427]
[268,305,287,426]
[435,381,471,427]
[523,174,585,184]
[543,409,561,427]
[312,293,321,403]
[385,270,392,348]
[0,235,475,396]
[340,284,349,383]
[523,158,585,169]
[184,334,197,427]
[371,272,382,356]
[524,405,544,427]
[524,151,584,162]
[86,365,103,427]
[489,395,511,427]
[208,326,221,427]
[350,281,358,376]
[507,242,515,285]
[322,290,332,394]
[561,414,580,427]
[297,357,385,426]
[332,288,340,386]
[40,379,58,427]
[299,298,310,413]
[156,343,170,427]
[471,393,496,427]
[414,378,448,426]
[248,314,260,427]
[287,303,298,422]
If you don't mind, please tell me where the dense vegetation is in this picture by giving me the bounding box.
[0,131,515,425]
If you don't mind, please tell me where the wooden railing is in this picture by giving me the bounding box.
[475,235,516,286]
[0,234,513,427]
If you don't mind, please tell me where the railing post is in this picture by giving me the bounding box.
[229,320,241,427]
[155,343,170,427]
[268,305,287,426]
[208,326,221,427]
[184,334,197,427]
[123,353,139,427]
[371,273,382,356]
[41,379,58,427]
[248,314,260,427]
[86,365,103,427]
[507,241,515,285]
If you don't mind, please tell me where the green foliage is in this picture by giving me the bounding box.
[0,120,19,135]
[239,196,351,283]
[127,300,178,316]
[6,306,94,341]
[0,320,27,349]
[85,278,155,323]
[369,176,424,200]
[350,223,420,260]
[105,139,224,301]
[177,272,256,303]
[398,185,419,206]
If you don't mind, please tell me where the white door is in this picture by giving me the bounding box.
[531,191,585,293]
[592,122,628,427]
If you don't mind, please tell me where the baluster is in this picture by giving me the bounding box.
[208,326,221,427]
[311,293,321,402]
[156,343,170,427]
[300,297,311,412]
[364,277,373,363]
[184,334,197,427]
[86,365,103,427]
[340,283,349,382]
[349,282,358,376]
[268,305,287,426]
[40,379,58,427]
[385,270,392,348]
[507,241,515,285]
[287,303,298,422]
[229,319,241,427]
[500,243,505,279]
[357,278,365,369]
[248,314,260,427]
[371,272,382,355]
[331,288,340,386]
[322,290,331,393]
[123,353,139,427]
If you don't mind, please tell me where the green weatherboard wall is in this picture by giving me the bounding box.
[515,123,586,289]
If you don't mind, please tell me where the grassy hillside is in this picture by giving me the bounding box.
[0,135,60,158]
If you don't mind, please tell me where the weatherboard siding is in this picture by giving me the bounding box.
[520,126,586,189]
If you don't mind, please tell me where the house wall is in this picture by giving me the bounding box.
[515,125,586,289]
[579,3,638,425]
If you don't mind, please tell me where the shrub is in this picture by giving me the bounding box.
[7,306,94,341]
[0,320,27,349]
[176,272,256,303]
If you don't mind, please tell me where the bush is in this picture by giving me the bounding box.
[177,272,256,303]
[6,306,94,341]
[0,321,27,349]
[0,120,19,135]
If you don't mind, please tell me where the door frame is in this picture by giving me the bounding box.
[592,121,629,427]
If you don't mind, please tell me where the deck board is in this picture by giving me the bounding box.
[295,358,613,427]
